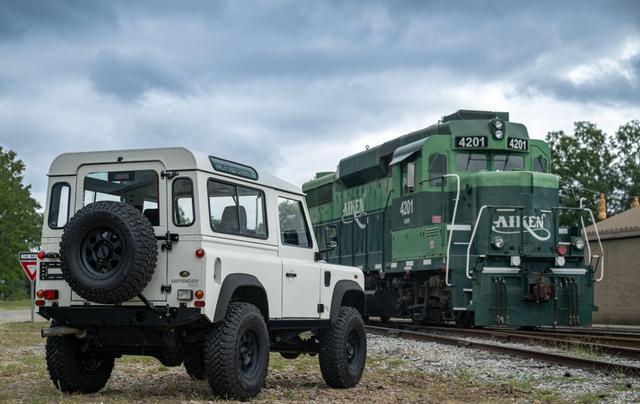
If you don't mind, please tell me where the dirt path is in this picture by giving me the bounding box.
[0,309,47,323]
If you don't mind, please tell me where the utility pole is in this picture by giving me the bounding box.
[0,279,5,301]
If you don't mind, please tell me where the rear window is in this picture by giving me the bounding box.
[494,154,524,171]
[83,170,159,226]
[456,153,487,172]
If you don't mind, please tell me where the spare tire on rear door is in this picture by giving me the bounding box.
[60,201,158,304]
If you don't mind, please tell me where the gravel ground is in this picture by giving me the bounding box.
[367,333,640,402]
[0,308,46,323]
[1,321,639,403]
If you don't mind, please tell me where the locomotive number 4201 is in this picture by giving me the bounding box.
[455,136,487,149]
[507,137,528,151]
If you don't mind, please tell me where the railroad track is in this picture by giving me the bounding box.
[365,324,640,377]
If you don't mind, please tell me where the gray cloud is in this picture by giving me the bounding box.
[90,51,190,101]
[0,0,639,205]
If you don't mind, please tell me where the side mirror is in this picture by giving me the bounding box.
[315,225,338,261]
[325,225,338,249]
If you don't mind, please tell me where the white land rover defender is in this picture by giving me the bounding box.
[36,147,366,400]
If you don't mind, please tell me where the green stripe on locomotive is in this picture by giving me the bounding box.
[304,110,595,327]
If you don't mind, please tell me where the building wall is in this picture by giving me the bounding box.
[593,236,640,325]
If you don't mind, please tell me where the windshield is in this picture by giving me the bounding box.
[494,154,524,171]
[456,153,487,172]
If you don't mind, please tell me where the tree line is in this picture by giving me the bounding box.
[0,119,638,300]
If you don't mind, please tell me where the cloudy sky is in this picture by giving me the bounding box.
[1,0,639,205]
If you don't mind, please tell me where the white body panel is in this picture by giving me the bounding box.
[36,147,364,321]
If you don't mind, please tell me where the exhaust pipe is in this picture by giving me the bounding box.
[41,326,87,339]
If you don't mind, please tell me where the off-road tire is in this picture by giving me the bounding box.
[46,334,114,394]
[319,306,366,388]
[60,201,158,304]
[204,302,269,400]
[184,346,206,380]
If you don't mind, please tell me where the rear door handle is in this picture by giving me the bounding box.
[286,272,297,278]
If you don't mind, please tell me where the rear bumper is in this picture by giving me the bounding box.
[39,306,205,327]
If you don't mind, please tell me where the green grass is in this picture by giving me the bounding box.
[0,299,31,310]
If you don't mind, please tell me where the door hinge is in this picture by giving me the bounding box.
[161,170,180,180]
[158,231,179,252]
[161,284,172,294]
[317,303,325,313]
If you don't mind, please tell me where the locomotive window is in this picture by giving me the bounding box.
[494,154,524,171]
[533,156,548,173]
[428,153,447,186]
[456,153,487,172]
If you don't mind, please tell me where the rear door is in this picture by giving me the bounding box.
[74,161,169,302]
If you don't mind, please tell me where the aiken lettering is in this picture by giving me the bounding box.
[342,197,367,229]
[491,214,551,241]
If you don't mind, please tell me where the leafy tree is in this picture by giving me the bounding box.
[0,147,42,299]
[546,122,621,218]
[614,120,640,208]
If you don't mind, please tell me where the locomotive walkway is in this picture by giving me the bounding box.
[366,323,640,377]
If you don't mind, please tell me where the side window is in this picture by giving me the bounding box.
[278,197,312,248]
[48,183,70,229]
[533,156,548,173]
[173,178,195,226]
[428,153,447,186]
[401,160,416,194]
[208,179,267,238]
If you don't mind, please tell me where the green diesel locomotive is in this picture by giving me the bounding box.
[303,110,604,327]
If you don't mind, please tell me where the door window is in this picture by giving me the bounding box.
[278,197,312,247]
[48,183,70,229]
[172,178,195,226]
[533,156,548,173]
[83,170,159,226]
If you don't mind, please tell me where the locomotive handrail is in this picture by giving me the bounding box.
[443,174,460,286]
[466,205,488,279]
[584,207,605,282]
[578,198,592,263]
[465,204,525,280]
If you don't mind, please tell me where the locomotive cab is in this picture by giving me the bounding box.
[304,110,603,327]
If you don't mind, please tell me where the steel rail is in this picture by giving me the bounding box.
[365,325,640,377]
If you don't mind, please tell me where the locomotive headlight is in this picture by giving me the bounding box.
[572,237,585,250]
[555,256,566,267]
[510,256,521,267]
[492,236,504,248]
[494,129,504,140]
[494,119,504,130]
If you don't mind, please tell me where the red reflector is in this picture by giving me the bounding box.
[556,245,568,256]
[37,251,45,260]
[195,248,205,258]
[35,300,45,306]
[43,289,59,300]
[194,300,205,308]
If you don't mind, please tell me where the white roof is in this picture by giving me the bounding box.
[48,147,302,195]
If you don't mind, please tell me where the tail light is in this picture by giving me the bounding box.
[35,300,45,306]
[37,250,45,260]
[194,300,205,308]
[194,290,204,300]
[177,289,193,301]
[43,289,58,300]
[36,289,45,298]
[556,245,568,256]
